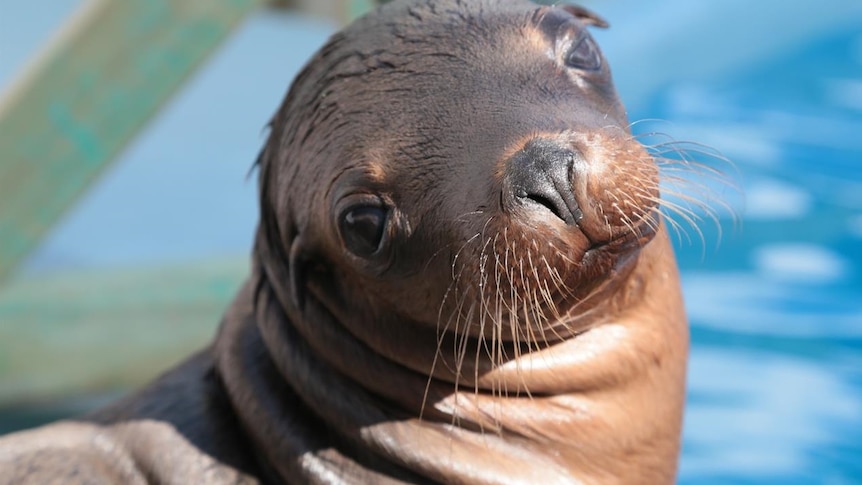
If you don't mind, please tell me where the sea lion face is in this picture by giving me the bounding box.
[260,0,660,342]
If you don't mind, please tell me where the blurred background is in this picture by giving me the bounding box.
[0,0,860,483]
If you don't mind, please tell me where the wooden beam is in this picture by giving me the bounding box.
[0,0,267,283]
[0,0,400,284]
[0,258,248,406]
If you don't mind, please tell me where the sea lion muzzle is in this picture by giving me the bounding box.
[505,138,584,226]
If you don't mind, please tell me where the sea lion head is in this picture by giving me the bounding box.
[257,0,659,351]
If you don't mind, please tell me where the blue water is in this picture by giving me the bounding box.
[658,22,862,484]
[3,2,861,483]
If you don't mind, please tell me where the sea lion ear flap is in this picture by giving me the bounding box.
[288,233,309,311]
[561,4,609,29]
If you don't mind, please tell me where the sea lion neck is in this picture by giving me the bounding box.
[214,229,682,484]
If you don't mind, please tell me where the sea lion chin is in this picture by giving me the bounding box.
[0,1,689,484]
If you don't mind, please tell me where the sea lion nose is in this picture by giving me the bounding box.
[505,139,583,225]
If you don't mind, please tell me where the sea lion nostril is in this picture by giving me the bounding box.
[525,193,567,221]
[507,140,583,225]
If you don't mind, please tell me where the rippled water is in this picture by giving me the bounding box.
[643,23,862,485]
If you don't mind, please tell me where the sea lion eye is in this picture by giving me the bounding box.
[565,36,601,71]
[339,205,388,258]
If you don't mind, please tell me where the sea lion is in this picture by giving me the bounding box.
[0,0,689,483]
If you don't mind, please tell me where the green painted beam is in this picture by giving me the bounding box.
[0,0,268,283]
[0,257,248,406]
[277,0,382,24]
[0,0,397,285]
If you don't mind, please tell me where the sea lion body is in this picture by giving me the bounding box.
[0,0,689,483]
